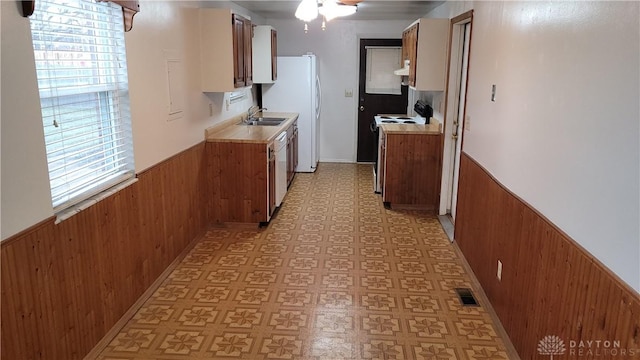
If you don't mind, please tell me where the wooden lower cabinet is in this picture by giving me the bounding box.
[268,142,276,216]
[382,132,442,209]
[207,141,274,224]
[293,125,298,173]
[286,119,298,186]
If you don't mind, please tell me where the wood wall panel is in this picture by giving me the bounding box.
[1,143,209,360]
[455,152,640,359]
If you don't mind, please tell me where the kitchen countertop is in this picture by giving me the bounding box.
[205,112,299,143]
[380,120,442,135]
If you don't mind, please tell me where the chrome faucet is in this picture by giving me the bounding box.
[247,106,267,121]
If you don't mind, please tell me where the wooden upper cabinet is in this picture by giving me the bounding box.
[401,18,449,91]
[402,24,419,87]
[243,18,253,86]
[232,14,253,88]
[252,25,278,84]
[232,14,246,87]
[271,29,278,81]
[199,9,253,92]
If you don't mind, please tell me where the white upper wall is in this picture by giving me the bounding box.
[428,1,640,292]
[1,0,257,239]
[1,0,54,237]
[125,1,256,172]
[267,19,411,163]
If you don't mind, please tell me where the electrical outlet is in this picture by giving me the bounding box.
[209,103,213,116]
[464,114,471,131]
[344,89,353,98]
[225,98,230,111]
[497,260,503,281]
[491,84,497,102]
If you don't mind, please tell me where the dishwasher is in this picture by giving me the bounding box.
[275,131,288,207]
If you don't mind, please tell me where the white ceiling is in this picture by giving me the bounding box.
[229,1,445,21]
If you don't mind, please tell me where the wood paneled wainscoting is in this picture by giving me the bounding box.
[1,143,210,360]
[455,152,640,359]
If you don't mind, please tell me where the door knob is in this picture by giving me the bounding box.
[360,106,365,112]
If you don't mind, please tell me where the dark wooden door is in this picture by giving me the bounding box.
[357,39,408,162]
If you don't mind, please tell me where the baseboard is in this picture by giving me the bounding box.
[318,159,355,163]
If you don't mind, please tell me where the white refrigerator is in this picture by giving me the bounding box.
[262,54,321,172]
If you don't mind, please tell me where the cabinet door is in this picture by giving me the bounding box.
[413,25,420,86]
[268,143,276,216]
[232,14,246,87]
[244,21,253,86]
[383,133,442,207]
[380,132,386,197]
[293,125,299,170]
[271,29,278,81]
[402,29,410,67]
[286,132,293,185]
[401,23,419,87]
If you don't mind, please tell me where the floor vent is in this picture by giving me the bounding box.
[455,288,480,307]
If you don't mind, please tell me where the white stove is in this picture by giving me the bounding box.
[374,114,428,127]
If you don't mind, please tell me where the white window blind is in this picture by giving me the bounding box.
[30,0,135,212]
[366,47,402,95]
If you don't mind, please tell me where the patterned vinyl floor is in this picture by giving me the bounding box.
[96,163,512,360]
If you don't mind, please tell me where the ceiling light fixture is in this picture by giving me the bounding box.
[295,0,319,23]
[319,0,357,21]
[295,0,359,32]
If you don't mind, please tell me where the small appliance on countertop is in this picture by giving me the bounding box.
[413,100,433,122]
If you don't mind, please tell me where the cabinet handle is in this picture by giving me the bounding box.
[359,105,365,112]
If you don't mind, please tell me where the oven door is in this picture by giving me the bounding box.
[373,125,386,194]
[371,121,380,192]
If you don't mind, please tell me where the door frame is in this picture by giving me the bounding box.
[439,10,474,218]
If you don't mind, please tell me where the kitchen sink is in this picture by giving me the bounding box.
[243,117,288,126]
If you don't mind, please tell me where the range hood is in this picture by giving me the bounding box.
[394,59,410,76]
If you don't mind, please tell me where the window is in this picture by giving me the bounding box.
[365,47,403,95]
[30,0,135,213]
